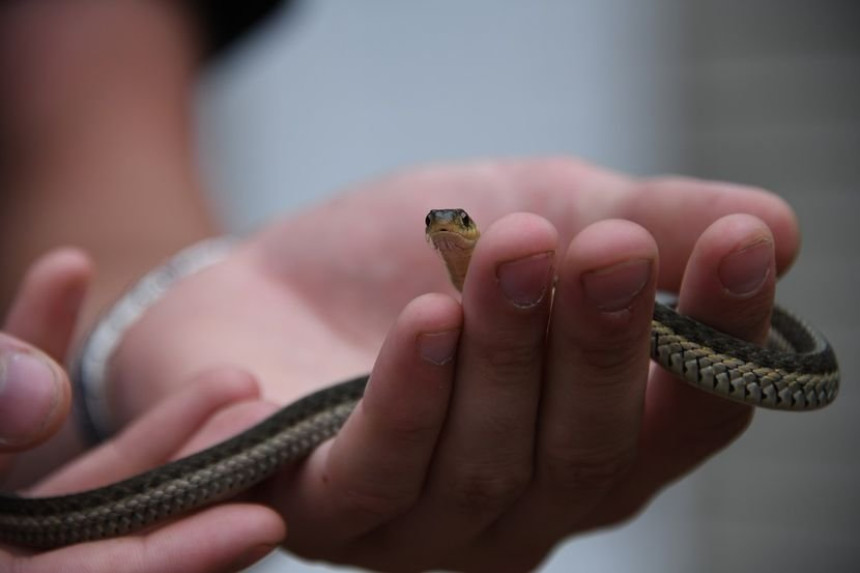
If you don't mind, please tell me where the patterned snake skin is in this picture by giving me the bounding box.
[0,209,839,549]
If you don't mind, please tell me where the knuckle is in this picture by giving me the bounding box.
[444,463,530,514]
[334,484,415,523]
[569,323,650,374]
[481,339,543,376]
[379,408,440,448]
[541,445,636,494]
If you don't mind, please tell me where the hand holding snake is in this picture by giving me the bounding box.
[1,160,838,571]
[0,251,285,572]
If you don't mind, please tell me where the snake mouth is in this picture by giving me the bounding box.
[426,231,474,252]
[425,209,480,238]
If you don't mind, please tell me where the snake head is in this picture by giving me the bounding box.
[424,209,479,240]
[425,209,481,292]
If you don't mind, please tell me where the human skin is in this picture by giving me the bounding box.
[0,250,285,573]
[0,2,799,571]
[105,164,788,571]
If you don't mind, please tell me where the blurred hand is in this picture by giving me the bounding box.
[1,250,285,573]
[109,158,796,571]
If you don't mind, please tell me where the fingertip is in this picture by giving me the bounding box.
[400,292,463,336]
[17,247,93,313]
[24,247,93,280]
[39,246,94,278]
[4,247,93,360]
[705,183,798,276]
[165,367,271,457]
[739,190,799,276]
[187,366,263,403]
[699,213,774,253]
[478,212,559,261]
[567,219,659,270]
[49,504,287,573]
[112,365,262,437]
[174,400,279,459]
[361,291,461,433]
[563,219,658,320]
[172,504,287,573]
[718,237,774,298]
[678,213,776,344]
[208,503,288,549]
[467,213,558,311]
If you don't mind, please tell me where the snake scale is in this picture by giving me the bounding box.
[0,209,839,549]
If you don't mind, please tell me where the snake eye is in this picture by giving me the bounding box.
[425,213,432,227]
[461,212,472,227]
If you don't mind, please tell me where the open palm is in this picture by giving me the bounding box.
[108,158,797,571]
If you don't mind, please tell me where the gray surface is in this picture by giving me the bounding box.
[683,2,860,572]
[193,1,859,571]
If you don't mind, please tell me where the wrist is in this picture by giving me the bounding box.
[74,237,234,443]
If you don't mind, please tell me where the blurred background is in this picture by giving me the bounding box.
[192,1,859,571]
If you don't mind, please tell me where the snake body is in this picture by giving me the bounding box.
[0,209,839,549]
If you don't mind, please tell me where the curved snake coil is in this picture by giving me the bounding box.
[0,209,839,549]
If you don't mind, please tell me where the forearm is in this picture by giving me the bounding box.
[0,1,217,330]
[0,1,218,484]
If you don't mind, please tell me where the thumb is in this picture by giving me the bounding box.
[0,336,70,452]
[0,247,90,455]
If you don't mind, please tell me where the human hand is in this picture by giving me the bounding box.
[1,250,285,572]
[109,158,797,570]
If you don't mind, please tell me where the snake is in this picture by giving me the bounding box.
[0,208,840,550]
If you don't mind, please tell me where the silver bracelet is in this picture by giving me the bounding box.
[72,237,234,444]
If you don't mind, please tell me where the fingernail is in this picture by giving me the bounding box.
[0,351,62,445]
[719,240,773,296]
[582,258,652,312]
[496,252,554,308]
[419,329,460,365]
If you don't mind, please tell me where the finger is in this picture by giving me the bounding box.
[30,367,261,495]
[12,503,285,573]
[455,221,656,572]
[403,159,797,287]
[273,294,461,557]
[383,214,556,558]
[520,222,657,522]
[0,249,89,454]
[4,247,92,361]
[0,337,69,455]
[646,213,773,464]
[622,176,797,287]
[172,399,279,461]
[539,219,657,494]
[598,213,775,525]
